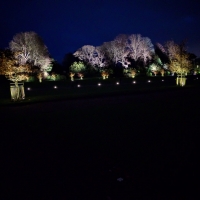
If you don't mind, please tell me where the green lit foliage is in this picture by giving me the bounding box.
[149,63,161,76]
[70,61,86,73]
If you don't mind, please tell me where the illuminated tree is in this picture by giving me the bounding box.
[128,34,154,64]
[101,70,108,79]
[0,50,36,100]
[165,41,193,86]
[36,57,53,82]
[102,34,130,68]
[160,68,165,76]
[69,72,75,81]
[73,45,96,68]
[123,68,137,78]
[37,71,43,83]
[94,46,108,68]
[9,31,52,73]
[70,61,86,79]
[149,63,160,76]
[77,72,84,79]
[74,45,108,69]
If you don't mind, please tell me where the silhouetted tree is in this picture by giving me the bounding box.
[62,53,78,73]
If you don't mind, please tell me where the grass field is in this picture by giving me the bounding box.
[1,75,199,199]
[1,75,199,106]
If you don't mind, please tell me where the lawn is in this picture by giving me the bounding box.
[1,84,199,199]
[1,75,199,106]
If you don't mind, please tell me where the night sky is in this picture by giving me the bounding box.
[1,0,200,63]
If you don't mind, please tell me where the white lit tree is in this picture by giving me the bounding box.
[128,34,154,65]
[102,34,130,68]
[73,45,96,68]
[94,46,108,68]
[9,31,52,74]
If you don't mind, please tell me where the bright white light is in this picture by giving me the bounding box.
[77,84,81,87]
[27,88,31,90]
[116,82,119,85]
[148,80,151,83]
[197,78,199,79]
[44,71,48,77]
[133,81,136,84]
[54,86,57,89]
[98,83,101,86]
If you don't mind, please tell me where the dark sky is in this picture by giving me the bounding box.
[1,0,200,63]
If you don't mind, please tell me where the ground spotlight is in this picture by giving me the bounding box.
[133,81,136,84]
[98,83,101,86]
[27,87,31,90]
[148,80,151,83]
[77,84,81,87]
[54,86,57,89]
[116,82,119,85]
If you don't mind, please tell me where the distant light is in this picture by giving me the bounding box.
[117,177,123,182]
[77,84,81,87]
[98,83,101,86]
[197,78,199,79]
[148,80,151,83]
[116,82,119,85]
[54,86,57,89]
[162,80,164,82]
[27,87,31,90]
[133,81,136,84]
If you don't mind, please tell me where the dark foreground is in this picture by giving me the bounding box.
[1,88,199,199]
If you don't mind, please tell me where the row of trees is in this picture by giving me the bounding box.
[73,34,154,69]
[70,34,197,79]
[0,31,199,100]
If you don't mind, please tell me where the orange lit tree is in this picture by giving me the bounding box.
[0,50,36,100]
[165,41,193,86]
